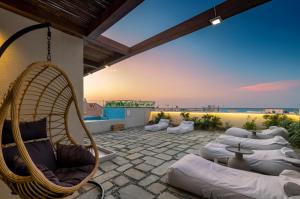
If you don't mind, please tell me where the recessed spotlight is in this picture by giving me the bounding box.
[210,16,222,25]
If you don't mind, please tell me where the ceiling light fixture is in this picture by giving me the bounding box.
[210,0,222,25]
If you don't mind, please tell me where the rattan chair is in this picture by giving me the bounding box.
[0,62,99,199]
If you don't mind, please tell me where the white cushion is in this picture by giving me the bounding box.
[167,121,194,134]
[167,154,288,199]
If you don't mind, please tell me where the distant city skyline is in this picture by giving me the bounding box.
[84,0,300,108]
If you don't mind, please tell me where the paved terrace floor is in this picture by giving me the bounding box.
[72,128,222,199]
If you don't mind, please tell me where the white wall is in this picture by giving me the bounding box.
[124,108,152,128]
[0,8,84,198]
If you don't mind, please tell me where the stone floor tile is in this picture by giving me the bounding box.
[100,161,118,172]
[111,156,129,165]
[102,181,113,191]
[126,153,143,160]
[147,183,166,194]
[113,175,130,187]
[135,163,154,172]
[151,160,176,176]
[116,163,133,172]
[138,175,159,186]
[94,170,119,184]
[131,158,144,165]
[124,168,146,180]
[119,184,154,199]
[143,156,164,166]
[158,192,180,199]
[155,153,172,160]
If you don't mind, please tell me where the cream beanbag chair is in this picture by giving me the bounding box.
[167,121,194,134]
[225,126,289,139]
[167,154,299,199]
[144,119,169,131]
[200,142,300,175]
[216,134,290,150]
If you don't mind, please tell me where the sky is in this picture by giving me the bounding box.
[84,0,300,108]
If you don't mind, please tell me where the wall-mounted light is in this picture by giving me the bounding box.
[210,0,222,26]
[210,16,222,25]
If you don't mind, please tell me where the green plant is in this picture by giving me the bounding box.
[223,122,233,130]
[263,114,294,129]
[154,111,171,123]
[287,121,300,148]
[242,116,257,130]
[191,117,202,130]
[201,114,223,130]
[180,112,191,121]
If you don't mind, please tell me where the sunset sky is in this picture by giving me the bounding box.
[84,0,300,108]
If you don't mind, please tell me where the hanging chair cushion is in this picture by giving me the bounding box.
[2,118,47,144]
[54,165,94,187]
[56,144,95,168]
[37,144,95,187]
[2,118,57,174]
[37,164,94,187]
[3,140,57,175]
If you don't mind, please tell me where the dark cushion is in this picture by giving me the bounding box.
[54,165,94,187]
[2,118,47,144]
[36,164,93,187]
[3,140,57,174]
[2,151,29,176]
[284,182,300,197]
[56,144,95,168]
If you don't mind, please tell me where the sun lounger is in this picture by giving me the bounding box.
[225,126,289,139]
[167,154,300,199]
[216,134,290,150]
[167,121,194,134]
[200,142,300,175]
[144,119,170,131]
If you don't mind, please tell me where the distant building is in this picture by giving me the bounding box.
[264,109,284,114]
[83,99,103,116]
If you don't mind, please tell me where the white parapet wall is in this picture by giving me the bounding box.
[124,108,152,128]
[149,111,300,129]
[85,119,124,134]
[85,108,152,134]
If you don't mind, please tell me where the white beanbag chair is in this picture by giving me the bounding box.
[144,119,169,131]
[167,121,194,134]
[216,134,290,150]
[167,154,299,199]
[225,127,289,139]
[200,142,300,175]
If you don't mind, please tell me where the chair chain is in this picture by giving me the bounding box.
[47,26,51,62]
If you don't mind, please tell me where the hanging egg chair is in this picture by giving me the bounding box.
[0,24,101,199]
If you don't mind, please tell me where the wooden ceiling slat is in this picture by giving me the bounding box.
[0,0,85,37]
[0,0,125,36]
[59,0,99,19]
[88,0,144,39]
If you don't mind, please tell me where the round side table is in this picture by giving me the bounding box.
[226,146,254,171]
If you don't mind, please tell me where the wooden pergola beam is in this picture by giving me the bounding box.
[88,0,144,39]
[95,0,270,70]
[84,35,130,55]
[130,0,271,56]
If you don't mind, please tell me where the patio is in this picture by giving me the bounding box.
[75,128,222,199]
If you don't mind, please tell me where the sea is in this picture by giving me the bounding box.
[219,108,299,114]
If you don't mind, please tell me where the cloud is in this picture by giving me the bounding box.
[239,80,300,92]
